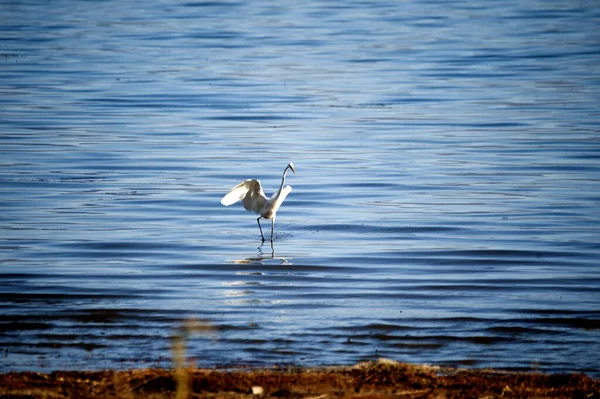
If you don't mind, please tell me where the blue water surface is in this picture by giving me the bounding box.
[1,0,600,375]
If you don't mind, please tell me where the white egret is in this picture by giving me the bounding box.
[221,163,296,242]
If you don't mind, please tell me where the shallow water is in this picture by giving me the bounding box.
[1,0,600,375]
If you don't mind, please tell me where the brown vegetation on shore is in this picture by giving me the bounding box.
[1,360,598,399]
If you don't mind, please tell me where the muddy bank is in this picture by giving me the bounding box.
[1,361,598,399]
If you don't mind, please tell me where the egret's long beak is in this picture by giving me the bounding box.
[289,163,296,174]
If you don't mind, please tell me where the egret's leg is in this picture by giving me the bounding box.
[256,217,265,242]
[270,219,275,242]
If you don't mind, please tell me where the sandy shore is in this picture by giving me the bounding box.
[1,360,598,399]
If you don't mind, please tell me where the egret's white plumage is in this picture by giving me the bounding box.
[221,163,296,242]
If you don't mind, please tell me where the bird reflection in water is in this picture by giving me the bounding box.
[231,241,291,266]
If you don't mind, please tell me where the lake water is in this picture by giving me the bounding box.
[1,0,600,376]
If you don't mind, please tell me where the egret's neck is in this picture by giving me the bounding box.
[273,166,291,200]
[278,167,290,192]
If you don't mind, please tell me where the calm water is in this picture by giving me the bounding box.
[1,0,600,375]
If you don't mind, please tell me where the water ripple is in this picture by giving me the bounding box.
[1,0,599,376]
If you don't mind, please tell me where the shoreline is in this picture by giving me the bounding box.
[1,360,598,398]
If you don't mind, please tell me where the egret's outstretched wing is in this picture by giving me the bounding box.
[221,180,254,206]
[221,179,267,214]
[266,185,292,218]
